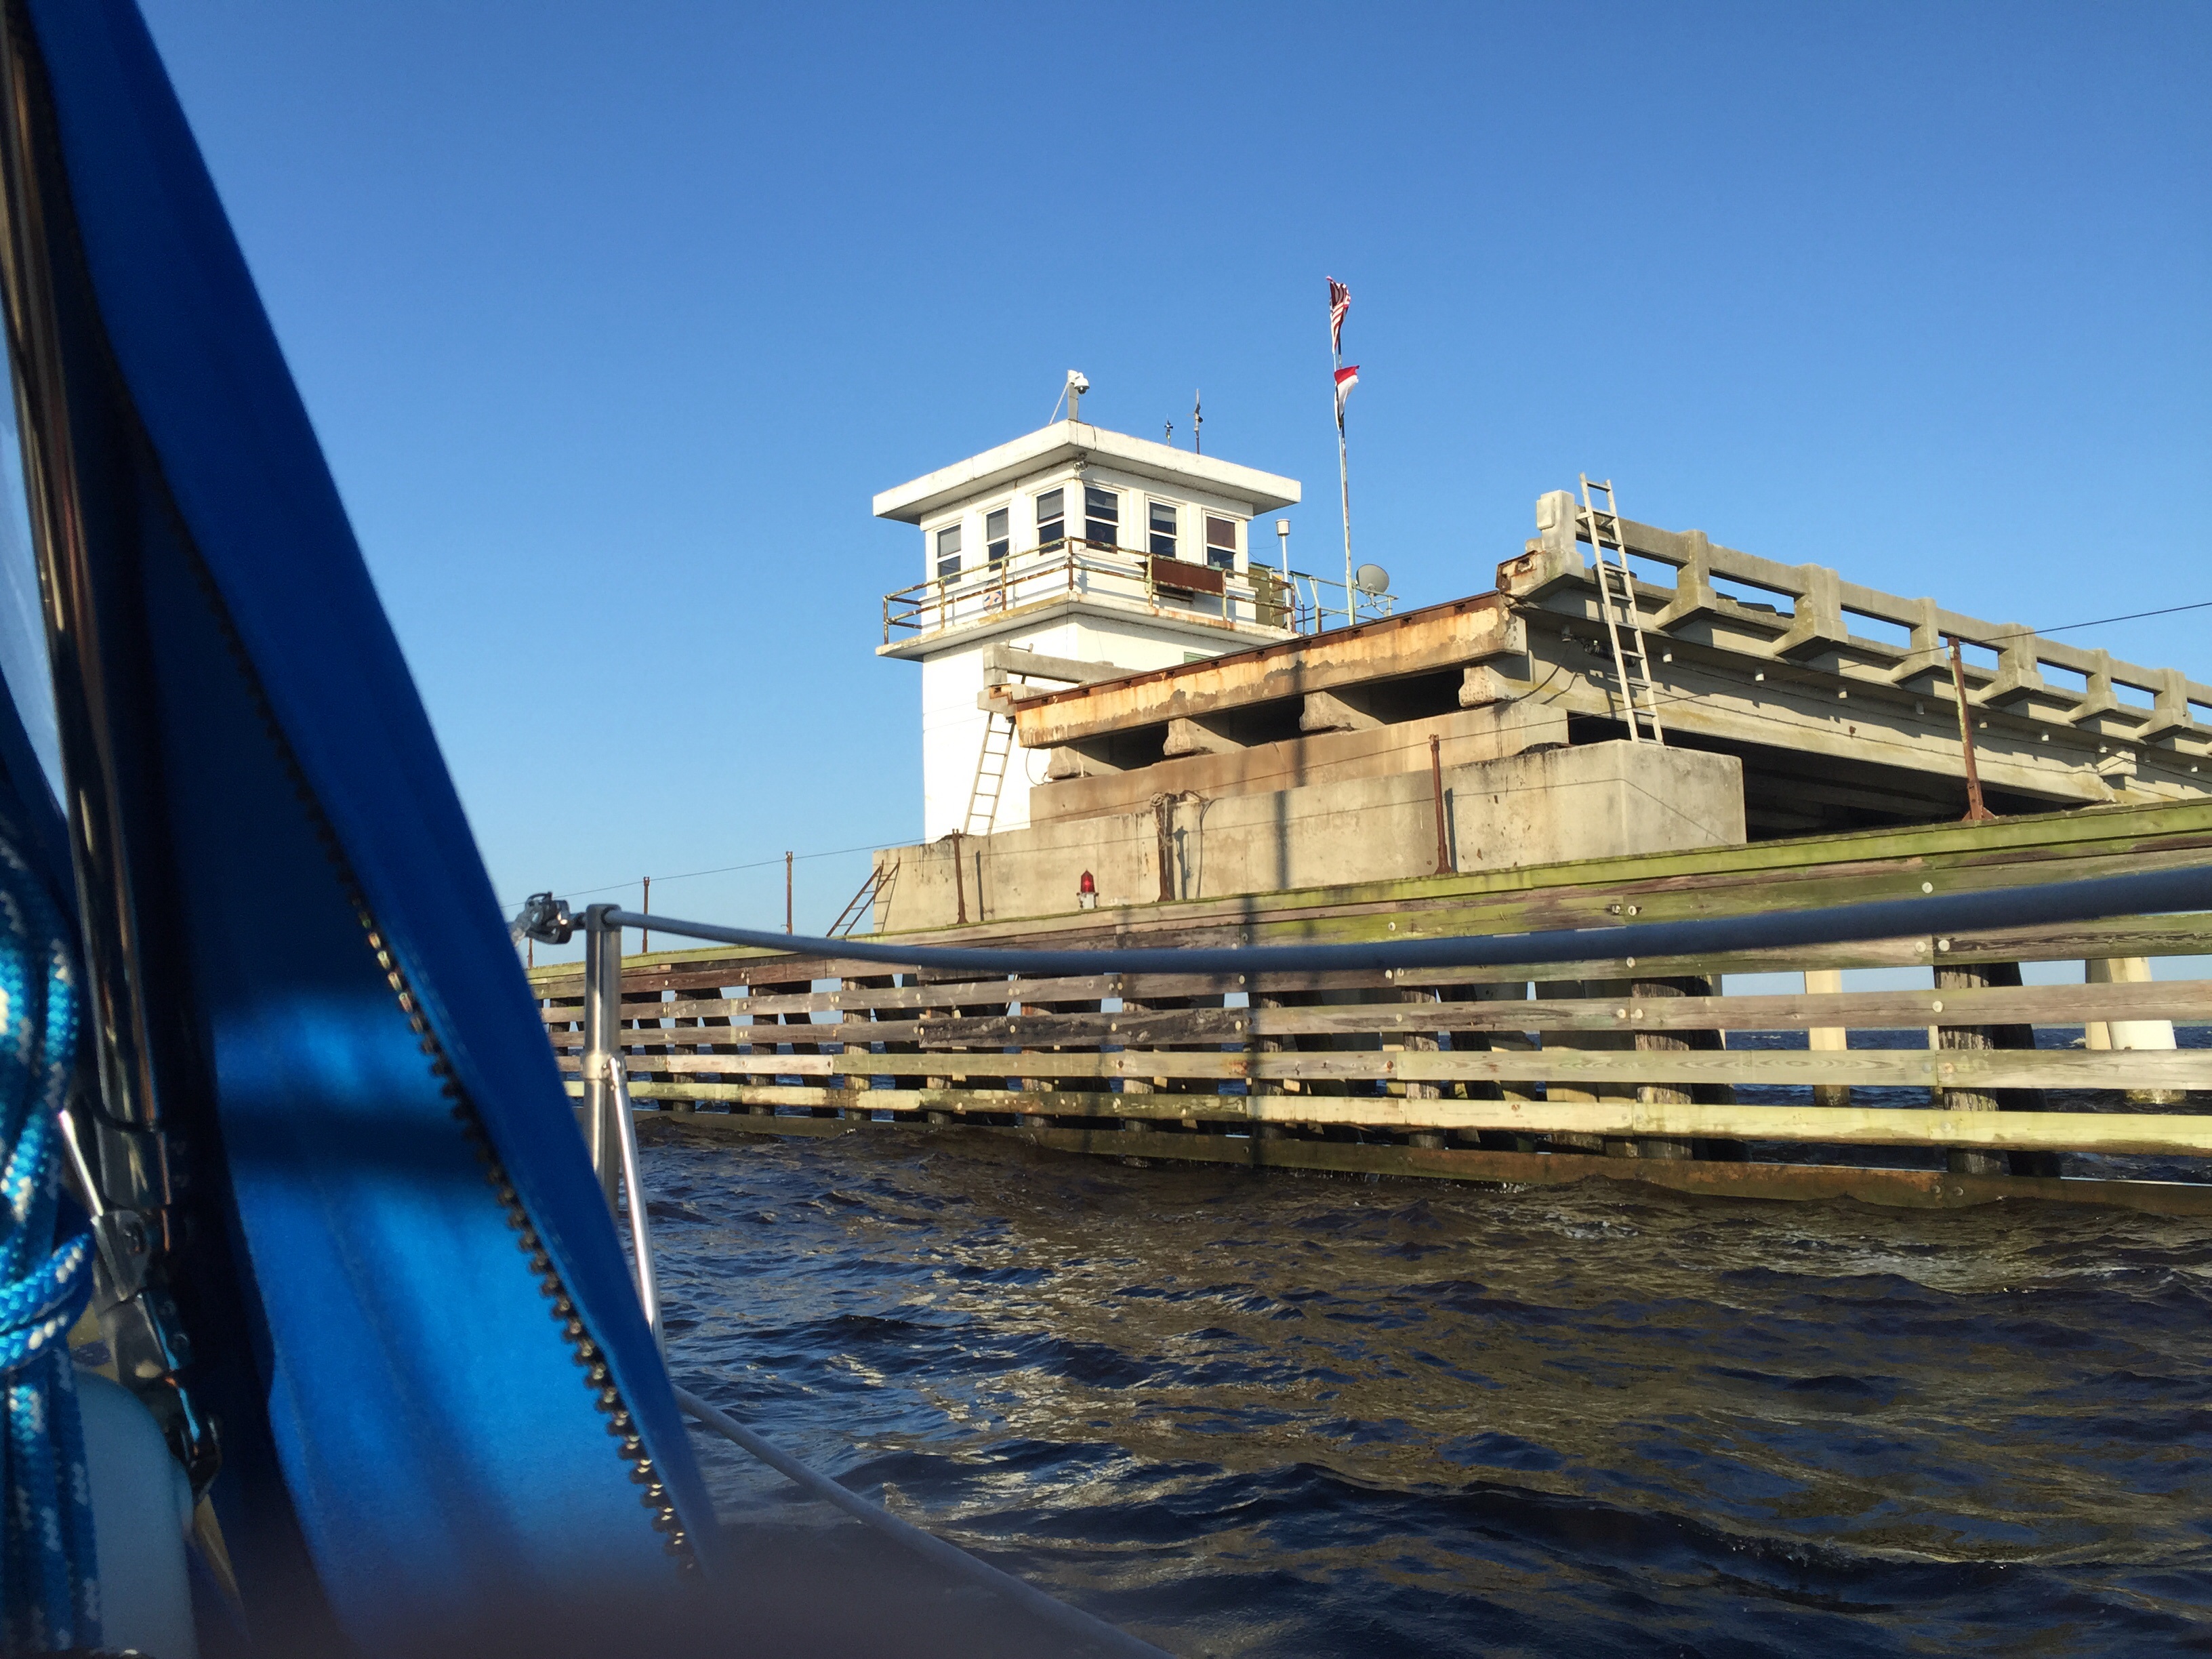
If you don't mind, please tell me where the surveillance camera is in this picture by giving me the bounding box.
[1067,371,1090,394]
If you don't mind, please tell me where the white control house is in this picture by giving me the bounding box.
[875,401,1304,839]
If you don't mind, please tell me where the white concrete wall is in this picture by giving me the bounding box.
[1065,615,1225,674]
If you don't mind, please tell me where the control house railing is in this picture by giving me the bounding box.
[882,537,1394,644]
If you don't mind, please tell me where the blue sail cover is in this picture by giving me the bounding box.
[3,1,718,1647]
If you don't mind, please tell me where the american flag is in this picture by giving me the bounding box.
[1328,277,1350,356]
[1334,363,1359,422]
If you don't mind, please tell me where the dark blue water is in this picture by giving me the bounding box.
[646,1125,2212,1656]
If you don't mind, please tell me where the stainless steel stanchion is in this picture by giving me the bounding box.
[581,903,624,1216]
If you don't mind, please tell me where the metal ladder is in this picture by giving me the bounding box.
[962,678,1024,835]
[1579,475,1666,744]
[827,857,896,937]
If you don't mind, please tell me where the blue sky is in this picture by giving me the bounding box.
[136,1,2209,940]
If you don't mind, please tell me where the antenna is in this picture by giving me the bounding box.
[1192,389,1202,454]
[1275,518,1291,579]
[1164,419,1173,447]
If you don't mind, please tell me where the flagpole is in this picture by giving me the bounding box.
[1336,407,1354,628]
[1332,330,1353,630]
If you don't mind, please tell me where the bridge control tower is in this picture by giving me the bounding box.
[874,392,1311,839]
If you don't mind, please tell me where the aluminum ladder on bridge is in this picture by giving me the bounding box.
[1578,474,1666,744]
[962,676,1024,836]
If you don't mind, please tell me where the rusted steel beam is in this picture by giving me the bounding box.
[1010,593,1524,747]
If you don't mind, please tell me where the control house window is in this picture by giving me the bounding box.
[985,506,1010,565]
[1035,489,1065,548]
[1148,501,1179,558]
[1085,485,1119,546]
[935,523,962,580]
[1205,514,1238,571]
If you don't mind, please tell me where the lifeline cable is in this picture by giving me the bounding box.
[594,861,2212,978]
[672,1387,1170,1659]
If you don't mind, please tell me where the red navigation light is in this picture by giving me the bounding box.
[1078,870,1096,895]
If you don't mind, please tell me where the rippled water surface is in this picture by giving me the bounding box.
[645,1124,2212,1656]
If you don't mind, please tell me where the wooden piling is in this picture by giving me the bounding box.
[1631,979,1698,1162]
[1804,967,1851,1108]
[1536,978,1634,1156]
[1934,961,2041,1177]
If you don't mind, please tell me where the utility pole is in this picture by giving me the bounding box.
[1430,735,1452,874]
[785,851,794,933]
[641,875,650,954]
[1946,638,1998,823]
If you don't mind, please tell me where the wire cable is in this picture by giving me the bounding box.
[505,837,911,912]
[672,1387,1169,1659]
[2005,599,2212,641]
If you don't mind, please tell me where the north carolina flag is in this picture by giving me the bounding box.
[1334,363,1359,422]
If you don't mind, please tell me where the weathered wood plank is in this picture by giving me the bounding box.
[928,851,2212,956]
[869,978,2212,1044]
[1223,1099,2212,1155]
[576,912,2212,1005]
[534,918,2212,1018]
[596,1081,2212,1154]
[623,1104,863,1138]
[556,1052,841,1076]
[630,1108,2212,1214]
[994,1124,2212,1215]
[821,1044,2209,1091]
[1394,1046,2211,1092]
[540,927,2212,1030]
[558,1029,2209,1091]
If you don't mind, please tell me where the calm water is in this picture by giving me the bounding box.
[647,1124,2212,1657]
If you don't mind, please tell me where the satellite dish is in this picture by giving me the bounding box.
[1354,563,1390,594]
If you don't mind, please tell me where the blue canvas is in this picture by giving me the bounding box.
[2,1,720,1647]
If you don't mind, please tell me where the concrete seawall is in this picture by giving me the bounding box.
[875,740,1744,933]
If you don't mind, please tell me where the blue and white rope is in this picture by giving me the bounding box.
[0,827,98,1652]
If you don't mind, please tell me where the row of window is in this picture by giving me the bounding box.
[934,485,1241,579]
